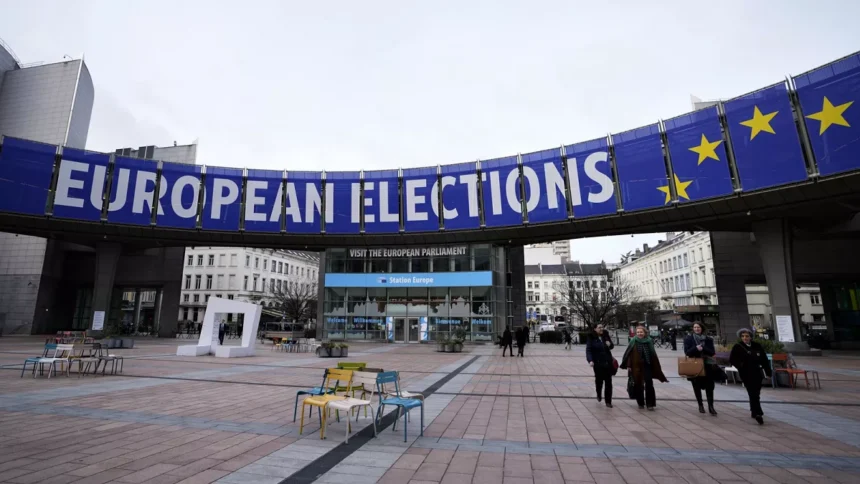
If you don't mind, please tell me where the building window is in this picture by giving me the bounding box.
[208,255,214,266]
[811,293,821,305]
[205,294,210,303]
[193,294,200,303]
[197,254,203,265]
[301,267,305,277]
[685,273,690,290]
[185,275,191,289]
[691,251,696,263]
[262,278,267,293]
[245,255,250,267]
[683,253,688,267]
[229,274,236,289]
[278,262,283,273]
[228,295,234,300]
[219,254,225,266]
[263,259,268,270]
[527,281,532,289]
[194,275,201,289]
[255,257,260,269]
[699,247,703,260]
[243,276,248,290]
[187,255,193,266]
[183,294,189,302]
[231,254,237,266]
[271,262,276,273]
[217,275,224,289]
[206,275,213,289]
[192,308,199,322]
[253,276,259,291]
[182,308,188,320]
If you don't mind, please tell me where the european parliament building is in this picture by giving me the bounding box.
[318,244,520,342]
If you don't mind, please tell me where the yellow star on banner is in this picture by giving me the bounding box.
[657,174,693,204]
[739,106,778,140]
[688,134,723,165]
[806,96,853,135]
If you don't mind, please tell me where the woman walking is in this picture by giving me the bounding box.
[515,327,526,357]
[621,325,668,410]
[586,324,615,408]
[563,329,573,350]
[730,328,772,425]
[683,322,720,415]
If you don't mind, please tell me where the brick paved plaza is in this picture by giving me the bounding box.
[1,338,859,484]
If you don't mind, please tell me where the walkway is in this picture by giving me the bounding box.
[0,337,858,483]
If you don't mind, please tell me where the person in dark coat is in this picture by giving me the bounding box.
[515,327,526,357]
[729,328,772,425]
[563,329,573,350]
[524,325,530,345]
[218,320,227,345]
[684,322,719,415]
[621,325,668,410]
[670,328,678,351]
[501,326,514,357]
[586,324,615,408]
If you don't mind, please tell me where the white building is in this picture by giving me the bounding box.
[178,247,320,324]
[525,241,571,265]
[614,232,825,331]
[524,261,611,327]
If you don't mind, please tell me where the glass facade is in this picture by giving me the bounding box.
[321,244,507,342]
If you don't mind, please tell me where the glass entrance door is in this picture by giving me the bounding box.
[408,318,420,342]
[394,318,407,342]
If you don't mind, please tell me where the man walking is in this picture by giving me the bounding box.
[218,320,227,345]
[502,326,514,357]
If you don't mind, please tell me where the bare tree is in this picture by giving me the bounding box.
[551,265,637,330]
[270,281,318,323]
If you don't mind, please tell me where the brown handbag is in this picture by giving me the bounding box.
[678,356,705,378]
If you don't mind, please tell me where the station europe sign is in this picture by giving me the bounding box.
[1,52,859,235]
[348,247,468,258]
[324,271,493,288]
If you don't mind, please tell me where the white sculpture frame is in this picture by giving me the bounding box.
[177,297,261,358]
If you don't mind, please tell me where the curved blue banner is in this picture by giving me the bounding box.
[107,156,158,226]
[613,124,669,212]
[201,166,242,231]
[521,147,567,224]
[481,155,522,227]
[363,169,400,233]
[564,138,616,218]
[402,167,439,233]
[53,147,110,221]
[325,171,361,234]
[0,138,55,216]
[244,168,283,233]
[286,171,324,234]
[157,161,201,229]
[440,161,481,230]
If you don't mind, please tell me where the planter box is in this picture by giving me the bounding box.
[444,344,453,352]
[340,348,348,357]
[121,338,135,349]
[436,343,446,352]
[317,347,348,358]
[452,343,463,353]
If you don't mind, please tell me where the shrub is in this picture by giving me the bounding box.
[539,330,563,344]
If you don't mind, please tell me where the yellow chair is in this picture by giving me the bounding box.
[299,368,353,439]
[336,362,367,396]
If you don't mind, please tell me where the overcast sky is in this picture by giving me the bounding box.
[2,1,858,262]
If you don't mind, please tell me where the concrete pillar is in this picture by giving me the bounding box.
[316,251,326,340]
[714,275,749,342]
[157,280,180,338]
[132,289,142,334]
[753,219,804,346]
[153,288,163,335]
[91,242,121,335]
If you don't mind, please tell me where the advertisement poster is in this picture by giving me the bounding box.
[775,315,795,343]
[92,311,105,331]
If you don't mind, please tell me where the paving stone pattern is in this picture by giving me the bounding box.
[1,337,859,483]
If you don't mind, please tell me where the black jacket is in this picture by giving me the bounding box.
[683,334,716,359]
[729,341,772,382]
[515,329,526,346]
[502,329,513,345]
[585,332,614,367]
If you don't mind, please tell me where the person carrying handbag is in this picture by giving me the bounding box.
[683,322,724,415]
[621,325,668,410]
[586,323,615,408]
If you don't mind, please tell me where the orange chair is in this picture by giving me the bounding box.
[772,354,814,390]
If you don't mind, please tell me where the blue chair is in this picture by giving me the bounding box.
[294,369,335,422]
[21,344,56,377]
[375,371,423,442]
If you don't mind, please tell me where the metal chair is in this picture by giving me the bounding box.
[376,371,424,442]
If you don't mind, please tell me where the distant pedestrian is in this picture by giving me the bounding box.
[563,329,572,350]
[586,324,615,408]
[621,325,668,410]
[729,328,772,425]
[218,320,227,345]
[684,322,722,415]
[238,321,243,338]
[670,328,677,351]
[515,327,526,357]
[524,325,530,345]
[502,326,514,357]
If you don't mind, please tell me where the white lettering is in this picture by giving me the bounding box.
[131,171,157,215]
[171,175,199,218]
[430,179,439,218]
[90,165,107,210]
[307,182,325,223]
[521,165,541,212]
[505,168,521,213]
[405,178,427,221]
[55,160,87,208]
[379,181,398,223]
[542,162,566,210]
[156,176,167,215]
[211,178,239,219]
[244,180,267,222]
[459,173,480,218]
[363,181,375,223]
[489,171,502,215]
[270,181,283,222]
[585,152,614,204]
[108,168,130,211]
[440,175,457,219]
[285,182,301,222]
[568,156,583,207]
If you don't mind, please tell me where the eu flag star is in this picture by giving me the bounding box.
[688,134,723,165]
[739,106,778,140]
[657,174,693,204]
[806,96,854,135]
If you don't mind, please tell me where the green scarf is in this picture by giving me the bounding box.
[629,335,656,365]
